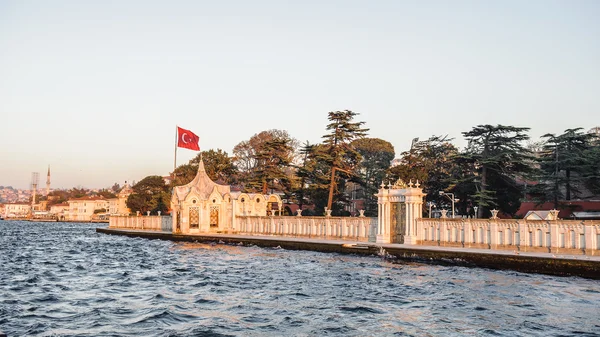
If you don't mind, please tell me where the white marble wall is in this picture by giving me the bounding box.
[417,218,600,255]
[109,215,172,232]
[235,216,377,241]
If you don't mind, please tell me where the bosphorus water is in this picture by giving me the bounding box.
[1,221,599,336]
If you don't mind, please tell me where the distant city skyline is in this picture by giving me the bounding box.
[1,0,599,190]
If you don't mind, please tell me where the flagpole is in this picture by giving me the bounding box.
[174,125,178,174]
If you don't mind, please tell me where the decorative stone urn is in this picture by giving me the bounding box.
[359,210,365,217]
[491,209,499,219]
[441,209,448,219]
[296,209,302,217]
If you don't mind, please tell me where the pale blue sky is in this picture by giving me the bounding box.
[1,0,599,190]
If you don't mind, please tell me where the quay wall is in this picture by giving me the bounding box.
[109,215,600,256]
[96,228,600,280]
[417,218,600,256]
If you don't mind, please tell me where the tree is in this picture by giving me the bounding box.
[292,141,312,211]
[387,135,459,210]
[126,175,170,214]
[96,189,116,199]
[536,128,593,207]
[190,149,238,183]
[322,110,369,212]
[352,138,395,216]
[252,137,295,194]
[232,130,298,194]
[454,125,533,218]
[583,139,600,196]
[172,163,198,187]
[295,143,336,214]
[172,149,238,187]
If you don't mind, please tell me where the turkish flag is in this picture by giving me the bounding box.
[177,126,200,151]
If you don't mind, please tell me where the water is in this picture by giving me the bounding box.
[1,221,599,337]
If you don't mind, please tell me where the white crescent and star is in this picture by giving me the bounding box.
[182,133,190,144]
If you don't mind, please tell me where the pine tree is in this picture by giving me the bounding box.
[455,125,533,218]
[536,128,594,207]
[321,110,369,212]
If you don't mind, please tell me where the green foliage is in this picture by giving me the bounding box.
[535,128,594,206]
[295,143,336,214]
[352,138,395,216]
[111,182,121,193]
[388,135,459,208]
[233,130,298,195]
[126,175,170,214]
[321,110,369,213]
[172,149,238,188]
[190,149,238,183]
[453,125,533,217]
[96,189,116,199]
[172,163,197,187]
[583,143,600,195]
[94,208,107,214]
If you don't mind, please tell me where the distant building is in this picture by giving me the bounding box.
[50,203,70,221]
[517,200,600,219]
[108,182,133,216]
[4,202,31,218]
[66,197,109,221]
[523,210,559,221]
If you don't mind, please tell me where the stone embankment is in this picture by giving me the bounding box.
[97,228,600,280]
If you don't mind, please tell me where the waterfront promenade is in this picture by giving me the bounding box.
[97,227,600,280]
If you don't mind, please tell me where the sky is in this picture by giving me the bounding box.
[1,0,599,190]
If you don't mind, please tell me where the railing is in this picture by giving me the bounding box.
[235,216,377,242]
[109,215,172,232]
[417,218,600,255]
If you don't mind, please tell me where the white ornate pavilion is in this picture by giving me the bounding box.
[170,159,283,234]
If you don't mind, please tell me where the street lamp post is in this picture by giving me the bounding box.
[439,191,457,218]
[427,202,435,218]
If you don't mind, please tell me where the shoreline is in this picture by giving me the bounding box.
[97,228,600,280]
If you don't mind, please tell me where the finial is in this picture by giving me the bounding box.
[415,180,421,188]
[408,179,413,188]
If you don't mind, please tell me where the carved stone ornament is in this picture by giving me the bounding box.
[392,178,408,189]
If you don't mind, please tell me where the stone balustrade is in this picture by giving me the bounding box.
[109,215,172,232]
[235,216,377,241]
[417,218,600,255]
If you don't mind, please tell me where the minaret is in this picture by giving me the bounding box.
[46,166,51,196]
[31,172,39,210]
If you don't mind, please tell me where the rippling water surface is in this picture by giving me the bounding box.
[1,221,600,336]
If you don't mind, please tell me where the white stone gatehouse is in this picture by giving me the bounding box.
[376,179,426,244]
[171,160,283,234]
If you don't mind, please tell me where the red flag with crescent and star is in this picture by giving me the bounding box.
[177,126,200,151]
